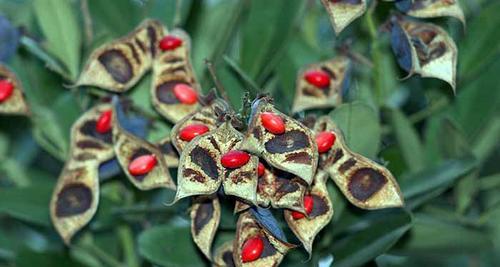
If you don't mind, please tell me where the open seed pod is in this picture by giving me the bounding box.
[284,172,333,255]
[174,121,258,204]
[240,98,318,185]
[395,0,465,25]
[50,104,115,244]
[320,0,367,34]
[292,56,350,113]
[75,19,164,92]
[233,211,295,267]
[313,116,404,209]
[213,240,235,267]
[157,136,179,168]
[151,28,201,123]
[390,16,457,91]
[112,99,176,190]
[0,64,29,115]
[191,195,221,260]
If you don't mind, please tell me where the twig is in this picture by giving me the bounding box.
[204,58,230,103]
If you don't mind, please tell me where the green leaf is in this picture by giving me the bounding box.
[33,0,81,80]
[328,209,412,267]
[390,109,425,173]
[472,117,500,163]
[16,249,86,267]
[138,225,204,267]
[330,102,381,158]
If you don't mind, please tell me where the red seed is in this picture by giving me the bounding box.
[173,83,198,104]
[0,79,14,103]
[291,195,314,220]
[257,162,265,177]
[95,110,113,134]
[221,150,250,169]
[128,154,157,176]
[241,236,264,263]
[179,124,209,141]
[260,112,285,135]
[304,70,330,88]
[315,131,336,153]
[159,35,183,51]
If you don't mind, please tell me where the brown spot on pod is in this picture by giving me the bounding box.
[313,116,404,209]
[191,196,220,260]
[55,183,93,217]
[320,0,367,34]
[241,99,318,185]
[292,57,350,113]
[190,147,219,180]
[213,241,236,267]
[97,49,134,84]
[0,64,30,115]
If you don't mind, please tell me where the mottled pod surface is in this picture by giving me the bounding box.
[320,0,367,34]
[0,64,29,115]
[190,195,221,260]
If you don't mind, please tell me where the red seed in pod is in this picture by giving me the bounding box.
[179,124,209,141]
[128,154,157,176]
[221,150,250,169]
[260,112,285,135]
[173,83,198,104]
[291,195,314,220]
[241,236,264,263]
[257,162,265,177]
[95,110,113,134]
[304,70,330,88]
[315,131,336,153]
[159,35,183,51]
[0,79,14,103]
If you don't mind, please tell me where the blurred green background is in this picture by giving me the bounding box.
[0,0,499,266]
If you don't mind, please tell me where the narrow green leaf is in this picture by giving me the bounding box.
[391,109,425,173]
[472,117,500,163]
[16,249,86,267]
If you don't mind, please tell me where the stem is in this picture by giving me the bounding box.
[204,59,230,103]
[364,2,383,104]
[117,225,139,267]
[79,242,124,267]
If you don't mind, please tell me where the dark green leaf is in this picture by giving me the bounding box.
[390,109,425,173]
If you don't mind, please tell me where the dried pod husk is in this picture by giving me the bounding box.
[233,211,295,267]
[112,104,176,190]
[395,0,465,25]
[191,195,221,260]
[151,29,201,123]
[213,240,235,267]
[390,17,457,91]
[320,0,367,34]
[284,172,333,255]
[0,64,29,115]
[241,99,318,185]
[75,20,164,92]
[292,56,350,113]
[50,104,115,244]
[314,116,404,209]
[174,121,258,204]
[157,136,179,168]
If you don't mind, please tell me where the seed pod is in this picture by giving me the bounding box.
[292,57,350,113]
[314,116,404,209]
[320,0,367,34]
[395,0,465,25]
[112,101,176,190]
[241,98,318,185]
[50,104,116,244]
[174,121,258,204]
[233,211,295,267]
[190,195,221,260]
[156,136,179,168]
[390,17,457,91]
[151,29,201,123]
[75,20,164,92]
[284,172,333,255]
[212,240,235,267]
[0,64,29,115]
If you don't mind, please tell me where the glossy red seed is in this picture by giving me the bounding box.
[241,236,264,263]
[173,83,198,104]
[316,131,336,153]
[304,70,331,88]
[128,154,157,176]
[159,35,183,51]
[179,124,209,141]
[95,110,113,134]
[0,79,14,103]
[221,150,250,169]
[257,162,265,177]
[291,195,314,220]
[260,112,285,135]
